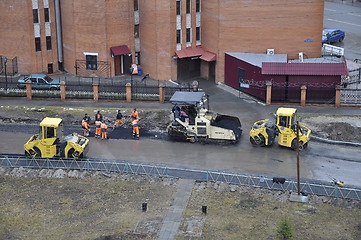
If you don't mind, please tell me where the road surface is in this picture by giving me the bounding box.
[1,129,360,187]
[324,1,361,60]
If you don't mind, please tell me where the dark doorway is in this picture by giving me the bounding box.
[209,61,215,82]
[177,57,200,81]
[114,54,132,75]
[47,63,53,74]
[238,67,245,90]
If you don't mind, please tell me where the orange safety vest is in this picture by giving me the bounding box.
[101,123,107,131]
[132,119,138,127]
[95,120,101,128]
[82,120,89,128]
[96,113,102,121]
[131,111,138,119]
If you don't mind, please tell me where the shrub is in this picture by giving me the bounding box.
[276,215,293,240]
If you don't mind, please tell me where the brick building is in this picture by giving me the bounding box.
[0,0,325,83]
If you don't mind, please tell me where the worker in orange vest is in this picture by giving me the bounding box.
[101,122,108,140]
[95,110,103,121]
[132,117,139,139]
[130,108,138,119]
[113,110,124,128]
[81,113,91,136]
[95,119,102,138]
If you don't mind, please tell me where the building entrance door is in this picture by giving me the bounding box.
[177,57,200,81]
[114,55,132,75]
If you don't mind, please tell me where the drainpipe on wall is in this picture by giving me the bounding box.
[55,0,64,71]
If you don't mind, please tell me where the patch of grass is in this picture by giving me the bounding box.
[176,186,361,240]
[0,175,176,240]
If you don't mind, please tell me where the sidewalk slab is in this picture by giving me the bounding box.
[158,179,194,240]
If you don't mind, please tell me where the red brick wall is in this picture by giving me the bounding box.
[139,0,175,81]
[0,0,59,74]
[61,0,134,76]
[203,0,324,83]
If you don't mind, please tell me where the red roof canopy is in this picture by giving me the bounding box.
[200,51,217,62]
[176,46,216,62]
[111,45,131,56]
[262,62,348,76]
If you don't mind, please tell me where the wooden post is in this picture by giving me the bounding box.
[93,82,99,102]
[26,80,32,100]
[60,81,66,101]
[126,83,132,102]
[335,85,341,108]
[266,81,272,105]
[159,84,165,103]
[300,85,307,106]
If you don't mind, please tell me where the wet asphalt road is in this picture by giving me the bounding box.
[0,78,360,187]
[1,123,360,187]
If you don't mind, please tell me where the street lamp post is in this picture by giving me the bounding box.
[3,57,7,91]
[130,67,133,86]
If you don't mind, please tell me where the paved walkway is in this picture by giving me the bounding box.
[158,179,195,240]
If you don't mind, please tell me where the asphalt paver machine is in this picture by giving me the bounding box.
[167,91,242,143]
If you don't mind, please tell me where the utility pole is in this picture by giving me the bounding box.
[296,121,300,195]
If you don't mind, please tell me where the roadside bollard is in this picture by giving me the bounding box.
[142,202,147,212]
[202,205,207,215]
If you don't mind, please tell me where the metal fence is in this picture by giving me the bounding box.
[0,56,18,76]
[1,155,360,201]
[341,89,361,105]
[0,75,193,101]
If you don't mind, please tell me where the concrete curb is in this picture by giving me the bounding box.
[311,134,361,147]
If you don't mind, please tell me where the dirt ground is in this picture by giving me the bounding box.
[300,114,361,142]
[0,167,360,240]
[0,105,360,143]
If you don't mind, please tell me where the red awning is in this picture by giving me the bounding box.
[175,46,216,61]
[200,51,216,62]
[111,45,131,56]
[175,46,203,58]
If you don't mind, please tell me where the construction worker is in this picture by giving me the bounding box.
[95,119,102,138]
[130,108,138,119]
[95,110,103,121]
[113,110,124,128]
[101,121,108,140]
[81,113,91,136]
[132,117,139,139]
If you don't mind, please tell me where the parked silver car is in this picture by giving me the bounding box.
[17,74,61,90]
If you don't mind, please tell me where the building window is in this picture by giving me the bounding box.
[196,0,200,12]
[35,37,41,52]
[186,0,191,14]
[86,55,97,70]
[196,27,200,41]
[134,0,138,11]
[33,9,39,23]
[44,8,50,22]
[177,29,181,44]
[186,28,191,42]
[134,24,139,38]
[48,63,53,74]
[176,1,181,15]
[46,36,52,50]
[135,52,141,65]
